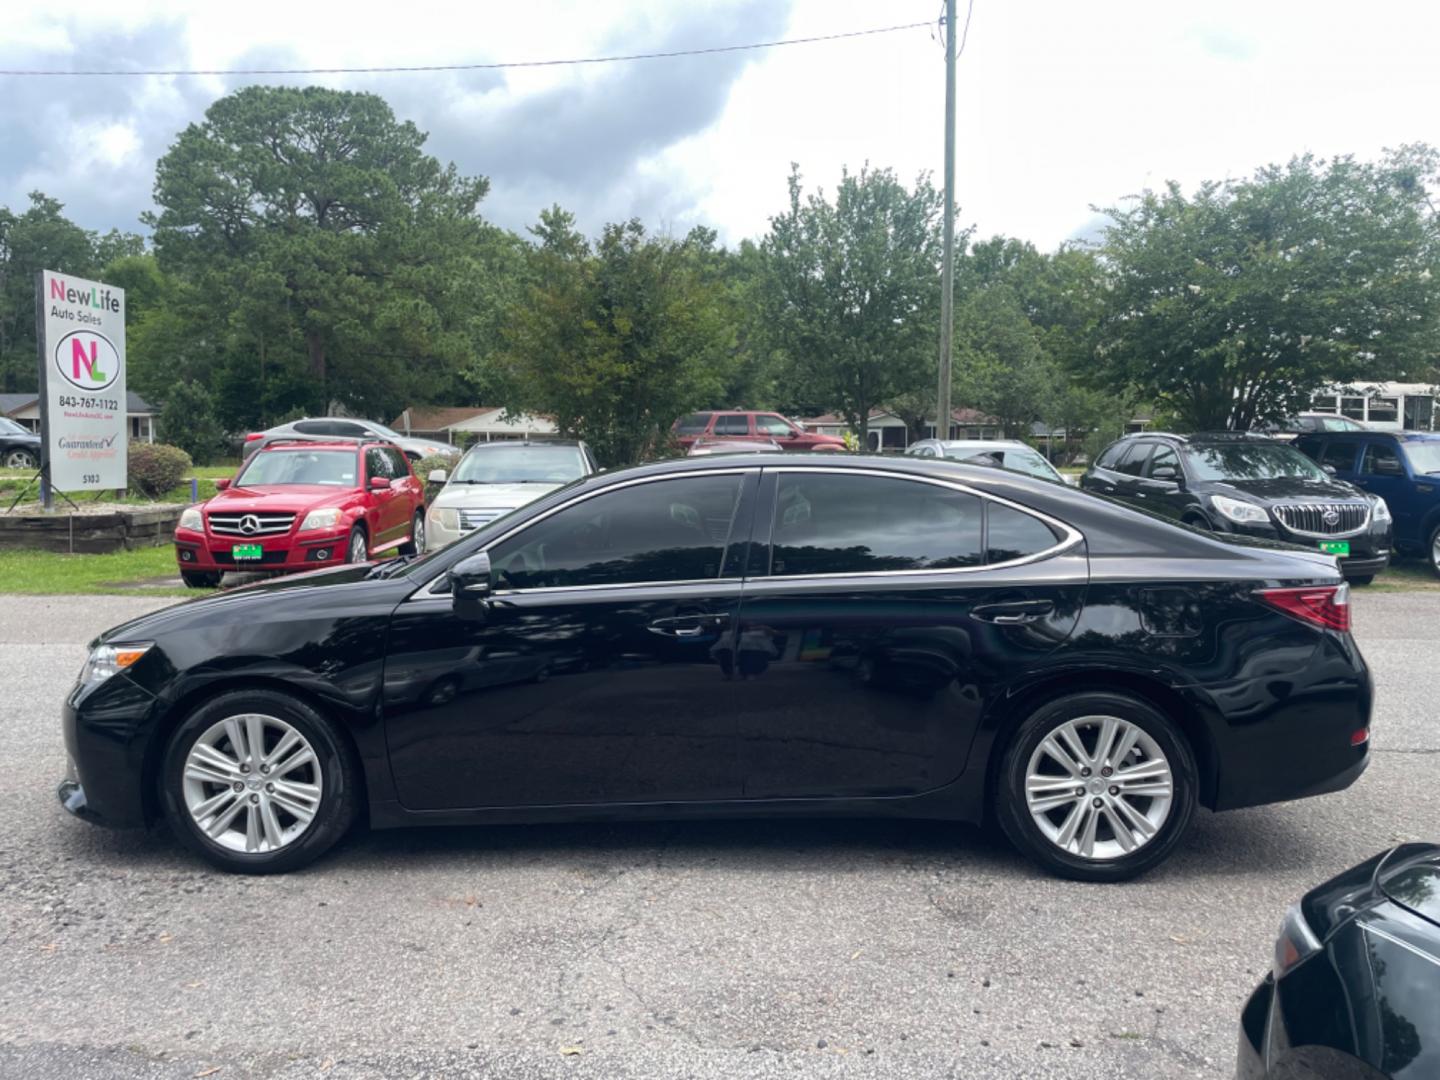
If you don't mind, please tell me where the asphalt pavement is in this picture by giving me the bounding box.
[1,589,1437,1079]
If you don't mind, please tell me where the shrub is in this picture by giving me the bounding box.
[415,453,455,486]
[128,442,193,498]
[157,381,225,465]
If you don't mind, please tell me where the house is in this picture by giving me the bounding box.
[0,392,157,442]
[798,407,1004,451]
[391,406,557,444]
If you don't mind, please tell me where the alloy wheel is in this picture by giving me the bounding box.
[1023,714,1174,861]
[4,449,36,470]
[181,713,323,854]
[1431,530,1440,574]
[348,531,368,564]
[412,516,425,552]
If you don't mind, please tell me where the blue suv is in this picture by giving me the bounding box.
[1296,431,1440,574]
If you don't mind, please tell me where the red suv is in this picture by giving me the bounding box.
[174,438,426,588]
[673,411,846,451]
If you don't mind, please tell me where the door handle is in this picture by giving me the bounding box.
[647,614,723,638]
[972,599,1055,625]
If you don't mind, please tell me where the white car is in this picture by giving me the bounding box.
[424,440,598,551]
[905,438,1066,484]
[245,418,461,463]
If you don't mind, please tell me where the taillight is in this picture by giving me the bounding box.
[1256,583,1350,632]
[244,432,263,442]
[1273,903,1321,977]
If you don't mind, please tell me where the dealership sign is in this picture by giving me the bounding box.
[37,271,127,491]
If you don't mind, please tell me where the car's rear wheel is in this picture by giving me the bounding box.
[159,689,360,873]
[4,448,37,470]
[996,691,1197,882]
[400,511,424,556]
[1428,524,1440,578]
[181,570,222,589]
[345,527,369,564]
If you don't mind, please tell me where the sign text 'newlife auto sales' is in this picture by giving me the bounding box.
[38,270,127,491]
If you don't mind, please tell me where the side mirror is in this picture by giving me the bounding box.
[1151,465,1181,484]
[214,478,231,491]
[1376,458,1404,476]
[369,476,392,490]
[427,469,448,484]
[451,551,492,621]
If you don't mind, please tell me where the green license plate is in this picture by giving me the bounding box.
[1318,541,1350,556]
[231,543,264,561]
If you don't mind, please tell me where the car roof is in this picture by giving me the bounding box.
[252,437,371,452]
[463,439,584,449]
[929,439,1032,450]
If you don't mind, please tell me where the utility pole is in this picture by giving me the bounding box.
[935,0,957,440]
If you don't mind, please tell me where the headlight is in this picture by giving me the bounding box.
[299,508,343,531]
[1371,497,1392,523]
[428,506,459,531]
[178,507,202,531]
[1210,494,1269,524]
[80,643,152,686]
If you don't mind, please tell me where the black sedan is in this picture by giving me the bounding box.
[1083,432,1392,583]
[0,416,41,470]
[59,453,1371,880]
[1239,845,1440,1079]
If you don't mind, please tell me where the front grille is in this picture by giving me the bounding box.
[1273,502,1370,537]
[207,512,297,537]
[459,508,506,532]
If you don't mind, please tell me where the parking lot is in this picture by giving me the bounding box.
[2,589,1437,1080]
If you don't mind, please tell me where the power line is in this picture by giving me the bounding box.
[0,20,931,78]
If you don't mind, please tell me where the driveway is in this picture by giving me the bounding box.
[1,590,1436,1079]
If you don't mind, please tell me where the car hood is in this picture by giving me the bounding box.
[204,485,354,513]
[1207,477,1366,502]
[95,564,397,647]
[432,481,564,509]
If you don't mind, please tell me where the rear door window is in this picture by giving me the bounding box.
[675,413,712,435]
[714,415,751,437]
[770,473,983,576]
[986,503,1061,564]
[1319,441,1359,472]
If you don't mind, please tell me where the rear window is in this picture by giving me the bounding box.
[676,412,712,435]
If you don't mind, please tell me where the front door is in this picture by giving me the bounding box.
[383,470,758,809]
[1356,441,1416,541]
[732,469,1085,800]
[364,447,405,545]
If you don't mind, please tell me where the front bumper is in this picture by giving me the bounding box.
[1236,975,1273,1079]
[175,527,349,574]
[1221,515,1392,579]
[59,676,160,829]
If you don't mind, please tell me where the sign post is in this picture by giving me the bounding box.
[35,271,127,503]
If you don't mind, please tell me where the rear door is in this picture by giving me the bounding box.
[732,467,1086,800]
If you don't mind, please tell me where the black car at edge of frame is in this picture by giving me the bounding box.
[1239,844,1440,1079]
[1082,431,1392,584]
[59,452,1372,881]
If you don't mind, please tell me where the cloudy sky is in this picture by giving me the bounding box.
[4,0,1440,249]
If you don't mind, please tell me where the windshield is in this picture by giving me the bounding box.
[0,417,29,436]
[943,445,1061,482]
[368,422,403,440]
[451,444,586,484]
[1184,442,1327,482]
[1402,441,1440,475]
[235,449,358,487]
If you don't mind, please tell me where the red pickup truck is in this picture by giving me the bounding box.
[673,411,846,452]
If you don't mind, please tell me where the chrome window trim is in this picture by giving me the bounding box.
[406,463,1084,601]
[1361,924,1440,969]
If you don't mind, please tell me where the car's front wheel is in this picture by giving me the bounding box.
[181,570,222,589]
[400,511,424,556]
[4,448,37,470]
[1428,524,1440,578]
[345,527,369,564]
[996,691,1197,882]
[159,689,360,873]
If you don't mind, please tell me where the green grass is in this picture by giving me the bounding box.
[0,545,200,596]
[1363,559,1440,592]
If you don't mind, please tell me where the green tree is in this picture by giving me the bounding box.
[148,84,494,421]
[1094,150,1440,430]
[761,165,950,444]
[955,285,1055,438]
[502,216,734,466]
[156,380,224,465]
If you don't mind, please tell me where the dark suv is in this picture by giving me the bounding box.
[1296,430,1440,576]
[1082,433,1391,583]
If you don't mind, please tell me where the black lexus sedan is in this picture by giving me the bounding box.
[59,453,1371,880]
[1082,432,1392,583]
[1238,844,1440,1079]
[0,416,41,470]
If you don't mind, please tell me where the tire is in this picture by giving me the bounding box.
[181,570,222,589]
[1183,514,1213,531]
[995,691,1197,882]
[399,511,424,556]
[1428,523,1440,579]
[4,448,37,470]
[159,688,360,874]
[1347,575,1375,586]
[345,526,369,564]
